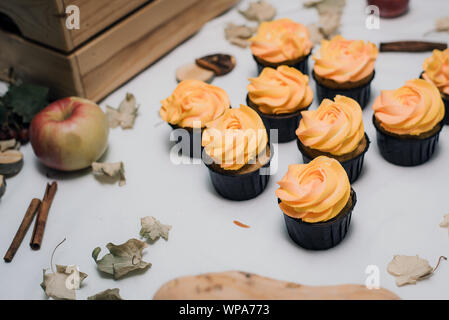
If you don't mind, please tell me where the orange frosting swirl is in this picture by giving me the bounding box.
[296,95,364,156]
[249,18,313,64]
[160,80,230,128]
[372,79,445,135]
[313,35,378,83]
[247,66,313,114]
[276,156,351,223]
[423,48,449,96]
[202,105,268,171]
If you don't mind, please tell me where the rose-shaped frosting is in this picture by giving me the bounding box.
[296,95,364,155]
[247,66,313,114]
[160,80,230,128]
[249,18,313,64]
[276,156,351,223]
[202,105,268,170]
[372,79,445,135]
[313,35,378,83]
[423,49,449,96]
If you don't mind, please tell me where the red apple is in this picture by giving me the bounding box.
[30,97,109,171]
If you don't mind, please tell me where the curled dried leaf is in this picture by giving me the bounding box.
[92,162,126,187]
[307,23,324,45]
[140,216,172,241]
[106,93,139,129]
[88,288,123,300]
[387,255,444,287]
[92,239,151,280]
[304,0,346,40]
[440,214,449,235]
[41,265,88,300]
[239,0,276,23]
[225,23,257,48]
[436,16,449,32]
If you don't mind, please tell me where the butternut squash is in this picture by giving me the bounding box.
[154,271,400,300]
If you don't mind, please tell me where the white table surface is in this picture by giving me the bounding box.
[1,0,448,300]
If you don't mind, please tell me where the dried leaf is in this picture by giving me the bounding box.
[440,214,449,235]
[225,23,257,48]
[41,265,87,300]
[0,139,20,152]
[436,16,449,32]
[106,93,138,129]
[92,239,151,280]
[239,0,276,23]
[307,23,324,45]
[140,216,172,241]
[304,0,346,39]
[92,162,126,186]
[87,288,123,300]
[387,255,433,286]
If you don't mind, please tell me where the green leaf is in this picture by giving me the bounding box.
[0,100,8,124]
[4,83,49,123]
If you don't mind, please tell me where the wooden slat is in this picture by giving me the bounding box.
[0,0,238,101]
[0,0,68,51]
[0,30,84,98]
[78,0,238,101]
[63,0,150,49]
[75,0,199,76]
[0,0,151,52]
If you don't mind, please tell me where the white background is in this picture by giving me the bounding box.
[0,0,448,300]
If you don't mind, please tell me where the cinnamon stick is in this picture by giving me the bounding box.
[380,41,447,52]
[3,198,41,262]
[30,181,58,250]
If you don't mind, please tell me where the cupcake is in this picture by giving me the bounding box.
[422,48,449,125]
[312,35,378,109]
[276,156,356,250]
[296,95,369,183]
[246,65,313,142]
[249,18,313,75]
[202,105,271,201]
[160,80,230,157]
[372,79,445,166]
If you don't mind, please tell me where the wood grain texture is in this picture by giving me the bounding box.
[0,0,238,101]
[63,0,150,50]
[0,0,150,52]
[0,30,84,98]
[154,271,401,300]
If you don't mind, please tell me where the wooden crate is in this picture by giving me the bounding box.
[0,0,238,102]
[0,0,151,52]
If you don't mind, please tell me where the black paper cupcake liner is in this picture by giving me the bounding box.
[443,96,449,125]
[168,123,203,158]
[420,72,449,125]
[253,53,310,75]
[203,147,273,201]
[281,189,356,250]
[296,134,370,183]
[246,95,310,143]
[372,116,442,166]
[312,71,374,109]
